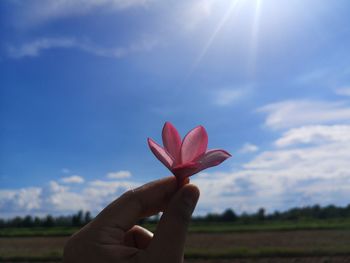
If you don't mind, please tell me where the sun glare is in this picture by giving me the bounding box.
[191,0,265,73]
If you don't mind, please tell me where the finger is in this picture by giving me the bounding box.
[124,225,153,249]
[147,184,200,262]
[93,176,178,231]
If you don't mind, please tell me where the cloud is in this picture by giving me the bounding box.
[179,0,214,31]
[213,88,247,106]
[258,100,350,130]
[336,87,350,97]
[193,124,350,214]
[275,125,350,147]
[192,100,350,214]
[2,98,350,217]
[61,175,85,184]
[7,36,159,59]
[0,188,42,214]
[239,143,259,153]
[11,0,153,26]
[106,170,132,179]
[0,179,139,218]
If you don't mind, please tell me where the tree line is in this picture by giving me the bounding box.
[1,204,350,228]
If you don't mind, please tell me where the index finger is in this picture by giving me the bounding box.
[92,176,180,231]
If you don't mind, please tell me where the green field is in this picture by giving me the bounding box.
[1,221,350,262]
[2,219,350,237]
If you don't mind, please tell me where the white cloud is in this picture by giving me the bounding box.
[7,36,159,59]
[0,179,139,218]
[193,126,350,214]
[213,88,247,106]
[0,188,42,213]
[259,100,350,129]
[336,87,350,97]
[2,98,350,217]
[179,0,214,31]
[12,0,153,26]
[106,170,132,179]
[192,100,350,214]
[275,125,350,147]
[61,175,85,184]
[239,143,259,153]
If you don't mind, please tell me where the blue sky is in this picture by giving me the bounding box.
[1,0,350,217]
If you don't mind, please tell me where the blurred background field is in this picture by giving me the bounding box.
[1,228,350,262]
[0,207,350,263]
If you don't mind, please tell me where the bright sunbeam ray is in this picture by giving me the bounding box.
[191,0,242,70]
[248,0,262,76]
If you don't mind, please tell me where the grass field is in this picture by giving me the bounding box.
[2,219,350,237]
[1,222,350,262]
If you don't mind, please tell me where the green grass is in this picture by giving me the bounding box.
[184,247,350,259]
[0,226,80,237]
[2,219,350,237]
[1,247,350,262]
[185,219,350,233]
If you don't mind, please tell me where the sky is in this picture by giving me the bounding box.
[1,0,350,218]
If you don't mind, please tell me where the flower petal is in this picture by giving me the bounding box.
[162,122,181,163]
[181,125,208,164]
[196,149,231,171]
[147,138,174,169]
[172,162,200,181]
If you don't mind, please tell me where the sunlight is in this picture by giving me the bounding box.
[248,0,263,75]
[192,0,242,69]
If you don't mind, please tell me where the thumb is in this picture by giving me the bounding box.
[146,184,200,263]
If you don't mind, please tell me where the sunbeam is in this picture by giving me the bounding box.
[191,0,242,70]
[248,0,263,76]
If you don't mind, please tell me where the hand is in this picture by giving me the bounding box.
[63,176,200,263]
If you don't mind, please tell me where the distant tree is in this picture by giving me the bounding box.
[33,216,42,227]
[205,213,221,222]
[0,219,5,228]
[257,208,265,221]
[23,215,34,227]
[221,209,237,222]
[43,215,55,227]
[84,211,92,225]
[72,210,84,226]
[11,217,23,227]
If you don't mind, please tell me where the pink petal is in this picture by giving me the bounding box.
[162,122,181,163]
[181,125,208,164]
[147,138,174,170]
[196,149,231,171]
[171,162,200,181]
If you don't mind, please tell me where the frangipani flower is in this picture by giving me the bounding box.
[148,122,231,185]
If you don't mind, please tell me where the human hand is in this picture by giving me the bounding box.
[63,176,200,263]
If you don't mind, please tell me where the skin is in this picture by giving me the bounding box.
[63,176,200,263]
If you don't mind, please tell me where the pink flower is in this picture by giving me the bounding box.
[148,122,231,184]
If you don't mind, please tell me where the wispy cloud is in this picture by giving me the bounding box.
[258,100,350,130]
[336,87,350,97]
[7,36,159,59]
[275,125,350,147]
[213,88,248,106]
[239,143,259,154]
[11,0,153,26]
[106,170,132,179]
[61,168,71,174]
[178,0,214,31]
[61,175,85,184]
